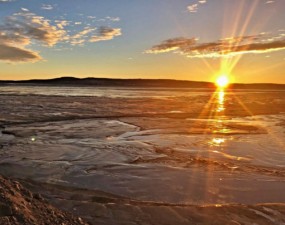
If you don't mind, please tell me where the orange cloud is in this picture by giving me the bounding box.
[146,34,285,58]
[0,9,123,63]
[0,9,66,62]
[90,27,121,42]
[0,44,41,62]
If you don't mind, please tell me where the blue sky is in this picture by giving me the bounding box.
[0,0,285,83]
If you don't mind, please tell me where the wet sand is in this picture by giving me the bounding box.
[1,87,285,224]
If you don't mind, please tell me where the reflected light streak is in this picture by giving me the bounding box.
[210,137,226,146]
[217,90,225,112]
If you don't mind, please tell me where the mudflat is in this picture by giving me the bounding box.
[1,86,285,224]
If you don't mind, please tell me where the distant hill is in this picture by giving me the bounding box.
[0,77,215,88]
[0,77,285,90]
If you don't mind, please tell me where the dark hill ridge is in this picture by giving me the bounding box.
[0,77,214,88]
[0,77,285,90]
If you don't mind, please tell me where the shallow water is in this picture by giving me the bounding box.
[1,86,285,224]
[1,85,284,98]
[0,86,212,98]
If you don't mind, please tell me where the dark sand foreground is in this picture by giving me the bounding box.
[1,176,285,225]
[0,175,88,225]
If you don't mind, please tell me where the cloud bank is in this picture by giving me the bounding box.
[0,9,67,62]
[146,34,285,58]
[0,9,122,63]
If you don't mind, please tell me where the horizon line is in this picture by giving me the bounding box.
[0,76,285,85]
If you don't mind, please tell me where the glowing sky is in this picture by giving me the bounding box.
[0,0,284,83]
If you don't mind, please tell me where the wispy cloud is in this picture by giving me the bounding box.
[41,4,54,10]
[105,16,120,22]
[146,34,285,58]
[90,27,121,42]
[87,16,96,19]
[146,37,197,53]
[187,0,207,13]
[0,0,15,2]
[72,28,95,39]
[55,20,69,30]
[70,27,96,45]
[21,8,29,12]
[187,4,198,13]
[96,16,121,22]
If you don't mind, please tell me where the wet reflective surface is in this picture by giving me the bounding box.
[1,86,285,224]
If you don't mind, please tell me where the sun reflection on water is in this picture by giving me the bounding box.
[210,137,226,146]
[216,90,225,112]
[209,89,229,147]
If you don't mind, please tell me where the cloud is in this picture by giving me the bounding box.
[0,9,122,62]
[90,27,121,42]
[145,37,197,53]
[187,4,198,13]
[187,0,207,13]
[70,27,96,45]
[66,25,122,45]
[5,10,66,46]
[41,4,54,10]
[0,0,15,2]
[146,34,285,58]
[96,16,121,22]
[55,20,69,29]
[0,10,66,62]
[87,16,96,19]
[72,28,95,39]
[105,16,120,22]
[0,44,41,62]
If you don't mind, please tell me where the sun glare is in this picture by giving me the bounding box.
[216,75,229,88]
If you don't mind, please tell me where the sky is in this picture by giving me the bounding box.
[0,0,285,83]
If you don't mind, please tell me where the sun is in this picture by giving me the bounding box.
[216,75,230,88]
